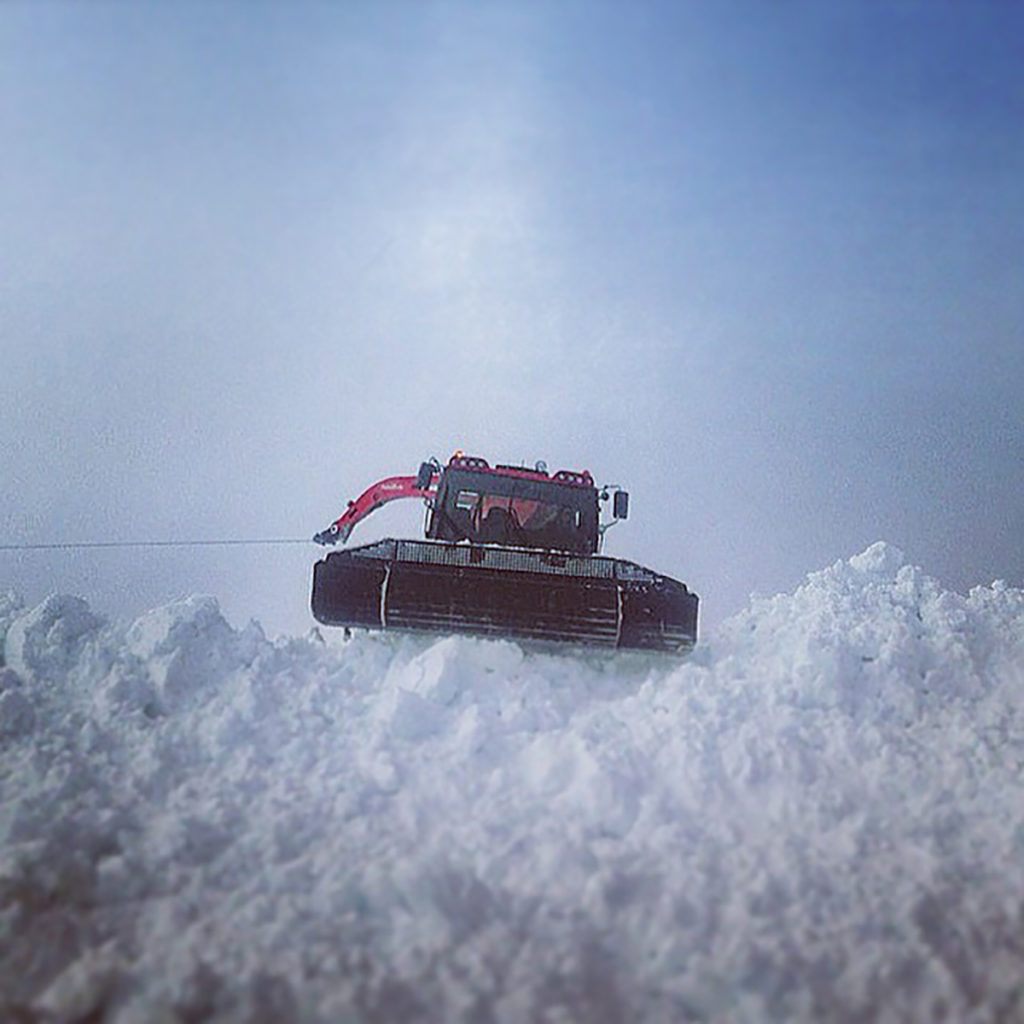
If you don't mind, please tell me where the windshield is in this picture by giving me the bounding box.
[455,490,583,540]
[432,471,597,553]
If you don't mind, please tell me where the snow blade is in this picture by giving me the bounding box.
[311,539,697,654]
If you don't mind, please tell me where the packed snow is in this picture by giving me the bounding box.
[1,542,1023,1023]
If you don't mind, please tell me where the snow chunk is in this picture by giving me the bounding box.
[0,589,25,659]
[3,594,103,683]
[849,540,906,577]
[123,595,259,710]
[32,942,126,1022]
[0,686,35,738]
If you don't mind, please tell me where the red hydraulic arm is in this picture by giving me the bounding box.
[313,471,438,546]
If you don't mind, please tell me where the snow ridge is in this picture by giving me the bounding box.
[1,543,1023,1023]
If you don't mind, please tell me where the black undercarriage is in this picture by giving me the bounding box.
[311,539,698,654]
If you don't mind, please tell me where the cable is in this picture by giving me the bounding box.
[0,539,311,552]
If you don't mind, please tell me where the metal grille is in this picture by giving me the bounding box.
[392,540,620,579]
[347,539,663,585]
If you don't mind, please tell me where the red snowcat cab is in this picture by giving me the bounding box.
[311,453,698,653]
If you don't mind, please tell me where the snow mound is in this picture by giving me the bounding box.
[2,546,1023,1022]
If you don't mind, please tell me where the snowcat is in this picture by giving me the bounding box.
[311,453,698,654]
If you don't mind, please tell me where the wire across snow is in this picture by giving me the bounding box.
[1,542,1023,1023]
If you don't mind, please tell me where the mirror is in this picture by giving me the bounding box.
[415,462,434,490]
[613,490,629,519]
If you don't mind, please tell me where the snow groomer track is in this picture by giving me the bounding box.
[313,538,697,652]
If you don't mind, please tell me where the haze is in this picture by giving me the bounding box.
[2,1,1021,636]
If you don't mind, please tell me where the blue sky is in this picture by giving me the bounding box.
[2,1,1022,635]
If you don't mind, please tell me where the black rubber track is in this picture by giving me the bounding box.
[312,539,697,654]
